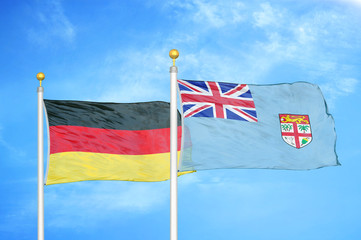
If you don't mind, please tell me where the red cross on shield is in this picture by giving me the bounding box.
[279,114,312,149]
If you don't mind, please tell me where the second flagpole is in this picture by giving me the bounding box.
[169,49,179,240]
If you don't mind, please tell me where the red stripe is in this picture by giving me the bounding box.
[181,93,256,108]
[178,80,203,93]
[224,84,247,96]
[185,104,212,118]
[208,82,224,118]
[49,125,182,155]
[233,108,258,122]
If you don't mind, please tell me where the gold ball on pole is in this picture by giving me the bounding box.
[169,49,179,59]
[37,72,45,81]
[36,72,45,87]
[169,49,179,66]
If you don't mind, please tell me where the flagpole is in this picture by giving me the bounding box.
[169,49,179,240]
[37,72,45,240]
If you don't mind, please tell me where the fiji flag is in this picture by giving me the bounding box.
[177,80,339,171]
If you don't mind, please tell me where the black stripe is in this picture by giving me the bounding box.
[44,100,181,130]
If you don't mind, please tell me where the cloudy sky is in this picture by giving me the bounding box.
[1,0,361,239]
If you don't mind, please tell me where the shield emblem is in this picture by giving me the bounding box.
[279,114,312,149]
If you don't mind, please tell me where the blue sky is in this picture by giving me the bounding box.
[1,0,361,239]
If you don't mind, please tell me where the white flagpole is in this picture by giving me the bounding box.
[37,72,45,240]
[169,49,179,240]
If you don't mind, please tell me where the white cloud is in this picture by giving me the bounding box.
[0,200,36,235]
[1,175,200,231]
[339,78,358,93]
[95,48,171,103]
[332,0,361,7]
[253,2,283,27]
[1,178,175,232]
[180,172,300,224]
[27,0,75,45]
[320,78,359,108]
[165,0,246,28]
[293,26,316,45]
[0,126,26,158]
[192,0,245,27]
[245,3,361,87]
[45,181,169,228]
[321,78,359,98]
[178,172,202,185]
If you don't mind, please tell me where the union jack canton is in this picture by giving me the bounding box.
[177,79,258,122]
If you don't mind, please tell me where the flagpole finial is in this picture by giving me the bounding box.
[36,72,45,87]
[169,49,179,66]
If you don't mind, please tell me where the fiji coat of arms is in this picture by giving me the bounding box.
[279,114,312,149]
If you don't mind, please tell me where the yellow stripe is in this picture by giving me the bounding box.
[46,152,193,185]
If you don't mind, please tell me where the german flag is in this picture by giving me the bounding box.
[44,100,190,185]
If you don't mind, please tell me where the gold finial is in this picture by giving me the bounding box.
[36,72,45,87]
[169,49,179,66]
